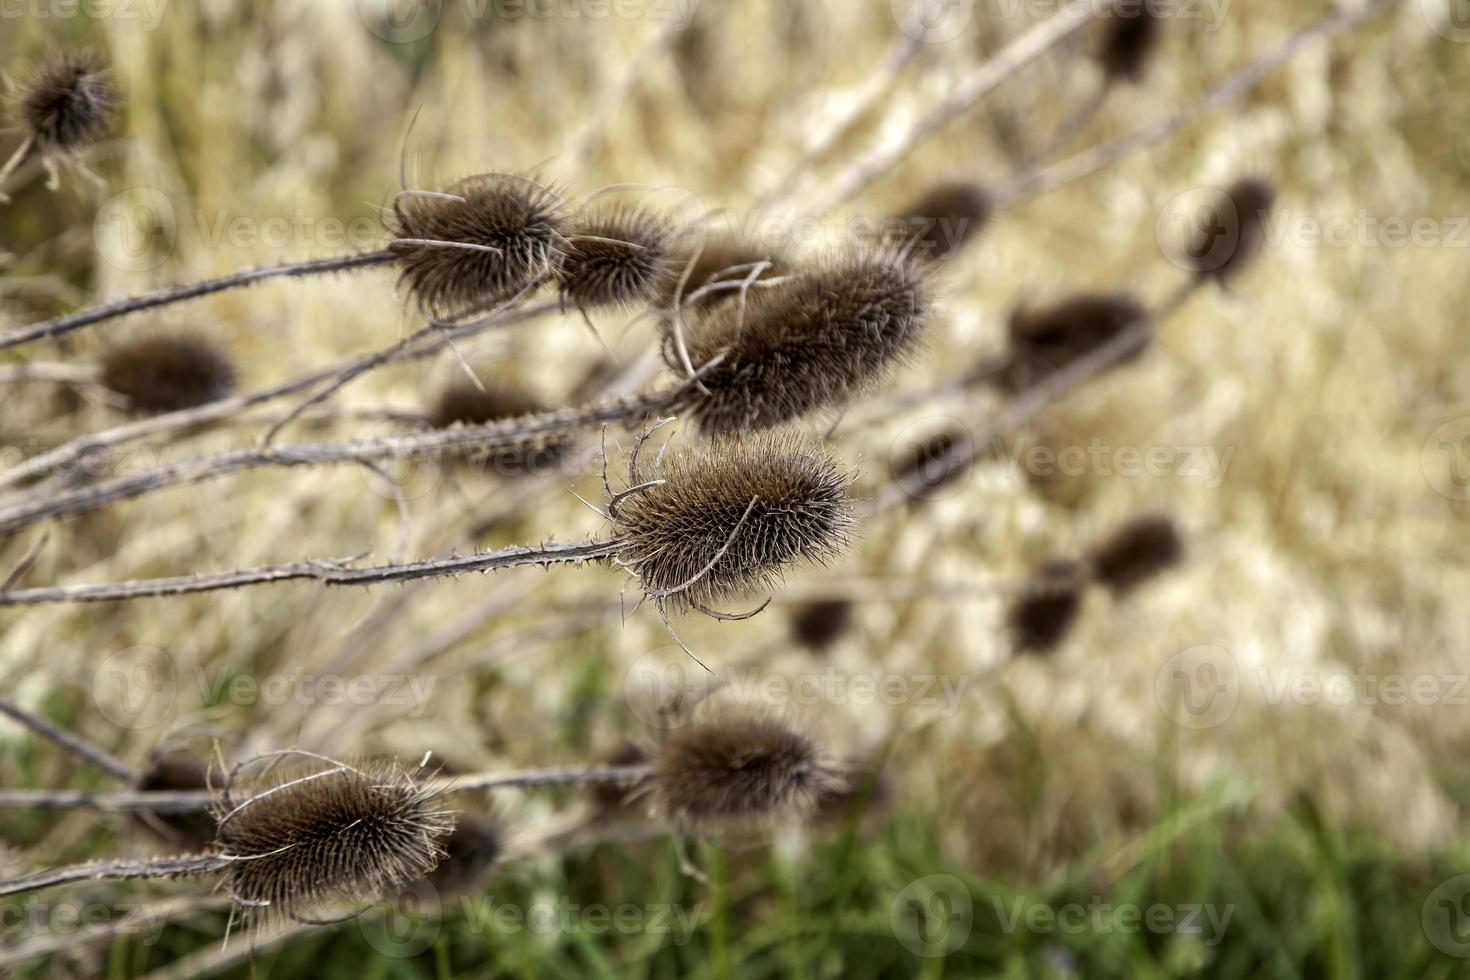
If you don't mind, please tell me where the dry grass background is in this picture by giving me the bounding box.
[1,0,1469,975]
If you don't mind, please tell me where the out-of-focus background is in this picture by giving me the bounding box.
[1,0,1468,975]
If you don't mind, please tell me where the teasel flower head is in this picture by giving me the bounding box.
[1089,513,1184,595]
[999,292,1149,392]
[1008,560,1087,654]
[559,205,675,312]
[99,334,237,414]
[886,181,991,264]
[13,50,118,156]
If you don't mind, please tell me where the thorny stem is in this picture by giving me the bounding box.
[0,855,226,899]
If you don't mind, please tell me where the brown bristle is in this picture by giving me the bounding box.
[1187,177,1277,285]
[429,381,568,476]
[215,761,453,921]
[1008,561,1086,654]
[1089,514,1185,595]
[886,182,991,264]
[588,742,651,812]
[1100,5,1163,83]
[389,173,566,317]
[999,292,1149,393]
[14,51,118,154]
[100,335,237,414]
[653,714,842,826]
[133,751,217,849]
[787,599,854,652]
[614,435,854,612]
[424,814,503,899]
[559,206,673,312]
[654,233,789,311]
[671,252,931,434]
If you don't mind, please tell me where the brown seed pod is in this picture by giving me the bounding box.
[13,51,118,155]
[99,334,237,413]
[559,206,674,312]
[999,292,1149,393]
[1008,561,1086,654]
[653,713,842,826]
[1100,4,1163,83]
[671,251,931,434]
[428,380,568,476]
[787,599,854,653]
[1186,177,1277,286]
[654,233,789,312]
[1089,513,1184,595]
[423,814,503,899]
[614,435,854,613]
[214,760,453,921]
[886,181,991,264]
[133,750,217,849]
[389,173,566,317]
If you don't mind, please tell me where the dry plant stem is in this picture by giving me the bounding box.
[0,250,396,351]
[0,134,38,204]
[0,299,559,495]
[0,854,226,899]
[0,538,622,606]
[800,0,1097,219]
[0,698,133,780]
[993,0,1396,207]
[1019,83,1110,171]
[0,362,101,384]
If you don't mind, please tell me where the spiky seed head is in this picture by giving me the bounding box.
[1089,514,1184,595]
[100,334,237,413]
[653,713,842,826]
[559,206,674,312]
[671,251,931,434]
[1000,292,1149,393]
[424,814,503,899]
[654,233,789,311]
[428,380,567,476]
[886,182,991,264]
[614,435,855,611]
[1187,177,1276,285]
[214,761,453,920]
[787,599,854,653]
[1100,3,1162,83]
[1009,561,1086,654]
[14,51,118,154]
[389,173,566,317]
[133,750,217,849]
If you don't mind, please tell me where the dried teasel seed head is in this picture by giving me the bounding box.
[653,713,842,827]
[133,750,217,849]
[787,599,854,653]
[1089,513,1184,595]
[671,251,931,434]
[614,435,855,612]
[654,233,789,312]
[428,380,568,476]
[214,760,453,921]
[1186,177,1277,286]
[423,814,504,899]
[1100,2,1163,83]
[14,51,118,155]
[1008,560,1086,654]
[100,334,237,413]
[999,292,1149,393]
[885,181,991,264]
[559,206,674,312]
[389,173,566,317]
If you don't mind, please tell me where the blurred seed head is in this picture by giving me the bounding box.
[1188,177,1277,286]
[559,206,674,312]
[615,434,855,611]
[1009,560,1087,654]
[429,380,568,475]
[389,173,566,317]
[423,813,503,899]
[672,251,931,434]
[588,741,652,812]
[654,233,790,312]
[214,760,453,921]
[100,334,237,414]
[133,750,217,850]
[1100,4,1163,83]
[13,51,118,155]
[886,181,991,264]
[1089,513,1184,595]
[891,427,971,500]
[787,599,854,653]
[812,756,892,828]
[1000,292,1149,393]
[653,712,842,827]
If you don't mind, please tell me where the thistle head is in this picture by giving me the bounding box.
[1089,513,1184,595]
[654,232,789,312]
[1000,292,1149,392]
[559,205,674,312]
[670,251,931,434]
[1100,2,1163,83]
[787,599,854,653]
[1009,561,1086,654]
[886,181,991,264]
[100,334,236,414]
[428,380,568,476]
[13,50,118,155]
